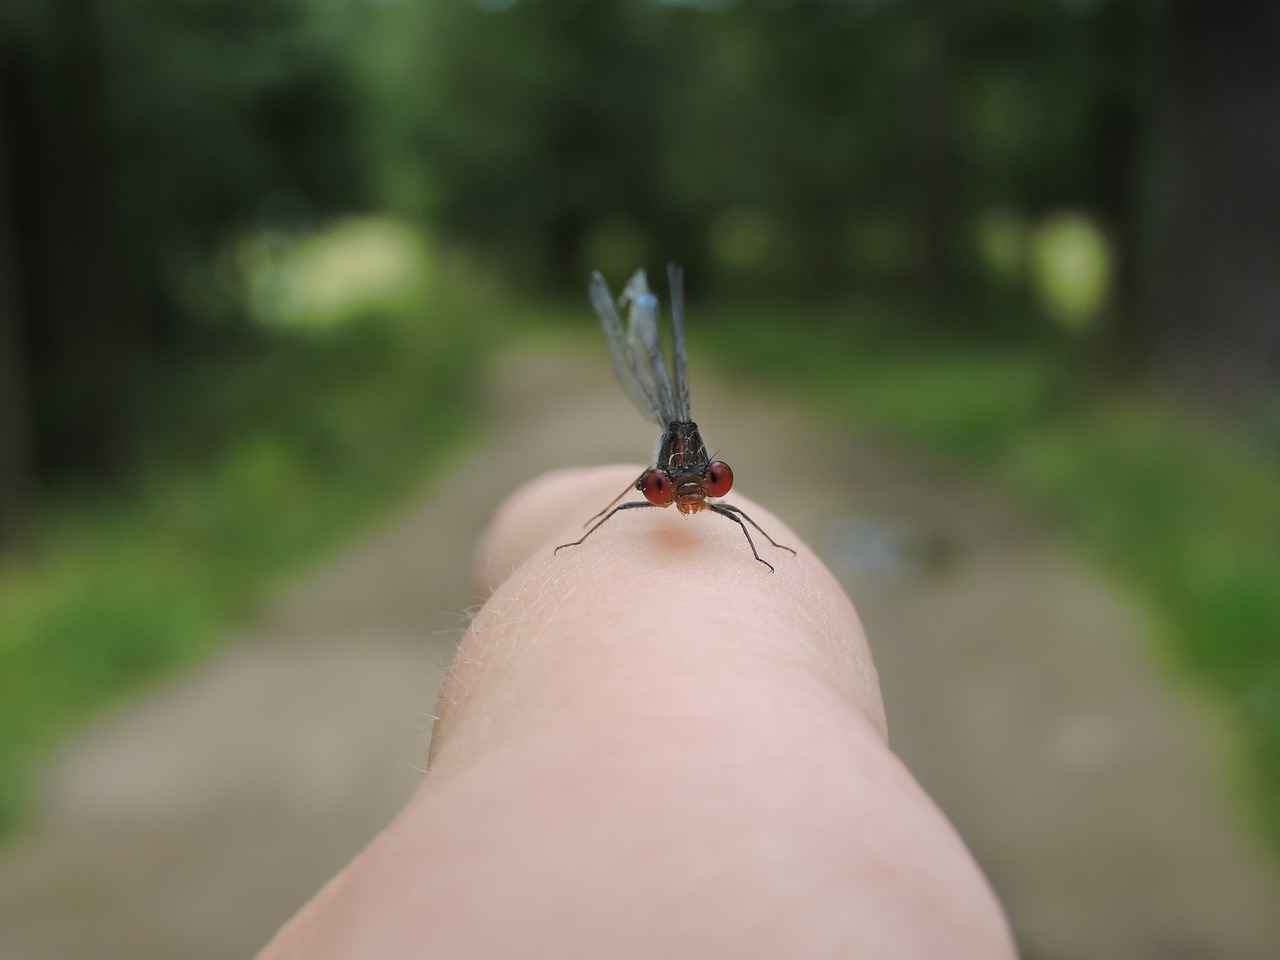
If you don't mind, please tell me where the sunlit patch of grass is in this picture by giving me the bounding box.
[1030,211,1111,329]
[696,302,1068,459]
[817,352,1062,460]
[237,216,435,329]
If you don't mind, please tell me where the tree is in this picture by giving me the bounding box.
[0,0,370,549]
[1150,0,1280,395]
[0,39,31,549]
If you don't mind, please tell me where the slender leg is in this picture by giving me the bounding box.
[713,503,797,555]
[708,503,775,572]
[582,473,646,526]
[555,500,658,553]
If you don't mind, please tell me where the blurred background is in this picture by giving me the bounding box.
[2,0,1279,957]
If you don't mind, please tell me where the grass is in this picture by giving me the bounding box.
[700,302,1280,848]
[0,296,487,839]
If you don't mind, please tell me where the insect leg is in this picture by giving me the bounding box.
[712,503,797,555]
[555,501,658,553]
[707,503,775,572]
[582,472,647,526]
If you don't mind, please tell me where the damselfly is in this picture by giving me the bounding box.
[555,266,795,572]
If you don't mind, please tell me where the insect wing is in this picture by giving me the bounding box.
[619,269,678,424]
[589,271,663,424]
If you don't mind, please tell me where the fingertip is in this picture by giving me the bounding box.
[475,466,645,593]
[468,466,886,740]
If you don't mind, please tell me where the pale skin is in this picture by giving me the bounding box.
[258,466,1018,959]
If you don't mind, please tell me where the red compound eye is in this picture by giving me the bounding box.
[706,461,733,498]
[639,469,674,505]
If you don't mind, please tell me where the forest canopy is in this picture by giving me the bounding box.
[2,0,1278,544]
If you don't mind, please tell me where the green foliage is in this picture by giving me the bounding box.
[0,0,1268,857]
[700,299,1068,452]
[1009,406,1280,684]
[0,299,484,838]
[1,0,364,319]
[103,0,370,320]
[352,0,1158,302]
[108,0,368,230]
[1008,405,1280,844]
[367,0,686,287]
[706,303,1280,848]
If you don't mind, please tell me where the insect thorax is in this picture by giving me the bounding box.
[657,420,710,478]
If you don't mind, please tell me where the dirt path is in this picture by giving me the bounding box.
[0,346,1277,959]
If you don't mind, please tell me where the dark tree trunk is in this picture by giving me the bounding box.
[8,0,142,486]
[0,41,33,550]
[1094,0,1166,379]
[911,0,962,308]
[1152,0,1280,397]
[34,0,141,480]
[0,188,27,550]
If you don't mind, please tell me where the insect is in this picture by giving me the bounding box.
[554,265,795,572]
